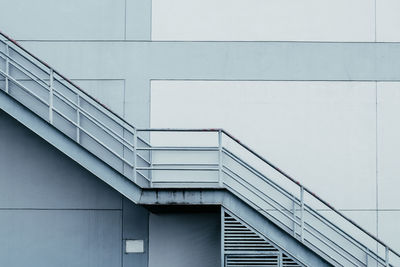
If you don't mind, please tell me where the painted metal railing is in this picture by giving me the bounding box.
[0,31,399,266]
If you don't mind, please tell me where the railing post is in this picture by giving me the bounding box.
[133,128,137,184]
[278,252,283,267]
[292,200,296,238]
[49,68,54,124]
[76,94,80,143]
[300,186,305,243]
[385,246,389,267]
[149,135,153,188]
[218,129,223,187]
[5,43,9,93]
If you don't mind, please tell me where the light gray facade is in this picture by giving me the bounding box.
[1,0,400,266]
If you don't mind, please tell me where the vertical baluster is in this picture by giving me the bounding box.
[300,186,304,242]
[278,252,283,267]
[218,129,223,187]
[149,133,153,188]
[49,68,54,124]
[292,200,296,238]
[5,43,9,93]
[133,128,137,184]
[76,94,80,143]
[385,246,389,267]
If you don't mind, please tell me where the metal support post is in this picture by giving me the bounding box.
[49,68,54,124]
[218,129,223,187]
[149,138,153,188]
[385,246,389,267]
[300,186,304,242]
[292,200,296,237]
[133,128,137,184]
[221,207,225,267]
[76,95,80,143]
[5,44,9,93]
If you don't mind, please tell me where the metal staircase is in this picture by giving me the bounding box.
[0,31,399,266]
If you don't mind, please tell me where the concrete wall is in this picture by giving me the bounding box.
[1,0,400,258]
[0,0,153,127]
[0,110,149,267]
[149,211,221,267]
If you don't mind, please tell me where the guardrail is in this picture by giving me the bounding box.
[0,31,399,266]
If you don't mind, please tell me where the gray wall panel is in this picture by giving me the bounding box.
[0,0,125,40]
[73,79,126,117]
[126,0,152,40]
[0,110,122,209]
[0,210,122,267]
[149,212,220,267]
[123,198,149,266]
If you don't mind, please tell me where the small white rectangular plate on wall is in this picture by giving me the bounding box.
[125,240,144,253]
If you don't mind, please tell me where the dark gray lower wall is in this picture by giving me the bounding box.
[0,110,149,267]
[149,210,221,267]
[123,198,149,266]
[0,210,122,267]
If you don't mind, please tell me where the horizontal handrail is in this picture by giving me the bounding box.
[0,51,50,89]
[0,69,48,106]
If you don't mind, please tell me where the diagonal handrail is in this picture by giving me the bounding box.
[1,30,399,265]
[0,30,137,132]
[220,129,400,259]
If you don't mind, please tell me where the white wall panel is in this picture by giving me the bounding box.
[151,81,377,209]
[376,0,400,42]
[152,0,375,42]
[0,0,125,40]
[377,82,400,209]
[378,211,400,252]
